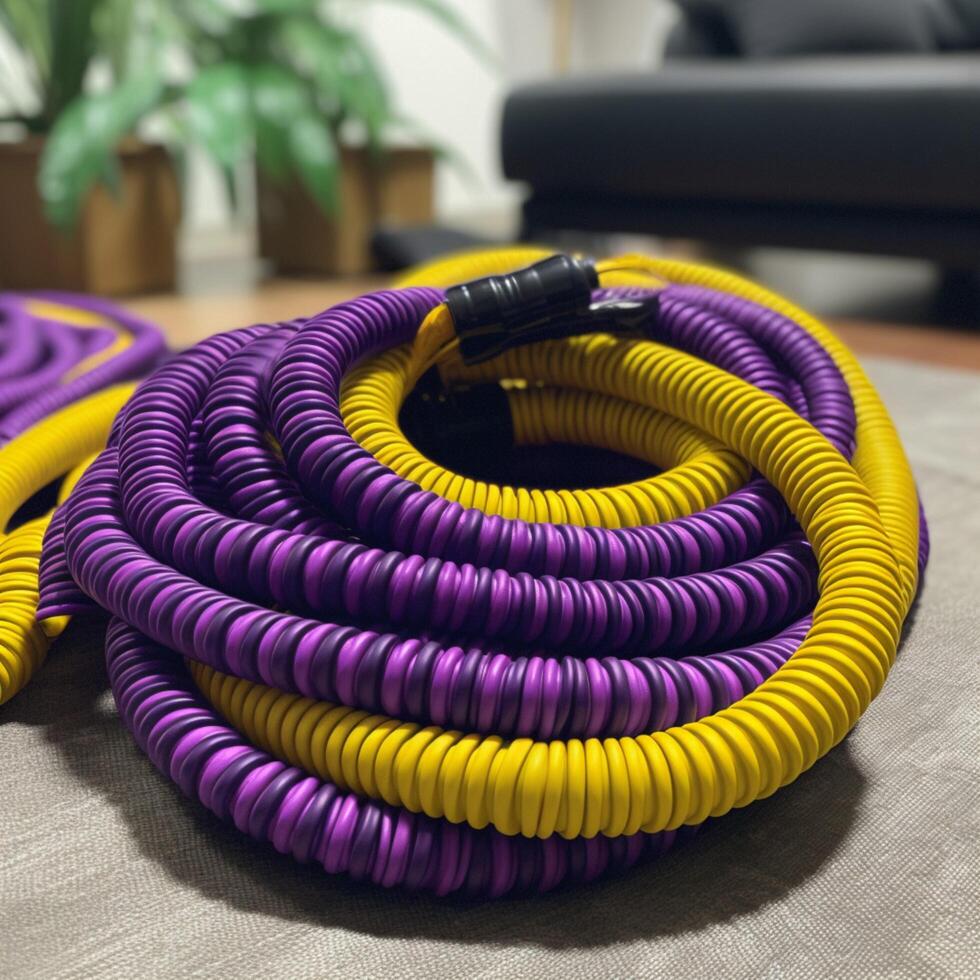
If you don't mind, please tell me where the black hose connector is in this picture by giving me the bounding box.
[445,254,660,364]
[446,255,598,364]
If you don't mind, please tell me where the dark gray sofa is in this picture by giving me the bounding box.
[502,0,980,267]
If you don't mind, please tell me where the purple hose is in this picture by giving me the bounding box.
[39,281,928,894]
[40,286,844,738]
[0,291,166,441]
[107,617,691,897]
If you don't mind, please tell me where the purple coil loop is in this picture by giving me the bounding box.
[108,619,689,897]
[38,281,928,895]
[0,291,166,441]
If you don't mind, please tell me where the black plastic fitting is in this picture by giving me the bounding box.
[445,254,659,364]
[446,255,598,364]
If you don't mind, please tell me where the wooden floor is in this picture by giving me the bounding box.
[129,276,980,372]
[129,277,385,348]
[831,317,980,373]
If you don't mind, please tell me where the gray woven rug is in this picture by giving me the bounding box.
[1,357,977,980]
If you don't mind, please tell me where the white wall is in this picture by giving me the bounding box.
[363,0,676,226]
[362,0,519,224]
[0,29,33,120]
[569,0,676,71]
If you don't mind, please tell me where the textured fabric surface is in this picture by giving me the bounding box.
[0,357,977,980]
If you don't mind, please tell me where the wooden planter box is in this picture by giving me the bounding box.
[258,146,434,276]
[0,138,179,295]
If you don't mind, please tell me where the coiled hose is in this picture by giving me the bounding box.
[0,384,136,704]
[38,250,927,896]
[0,293,164,704]
[0,292,165,440]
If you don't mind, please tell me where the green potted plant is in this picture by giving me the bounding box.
[0,0,179,293]
[0,0,486,293]
[165,0,488,276]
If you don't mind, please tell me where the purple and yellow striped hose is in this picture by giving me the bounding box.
[30,250,926,896]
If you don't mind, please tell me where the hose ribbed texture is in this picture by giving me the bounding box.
[108,619,691,897]
[0,292,164,441]
[0,385,135,704]
[39,250,927,895]
[0,292,163,703]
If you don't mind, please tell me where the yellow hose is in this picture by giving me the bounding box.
[23,299,135,382]
[190,250,919,840]
[344,246,743,526]
[0,384,134,704]
[343,361,750,526]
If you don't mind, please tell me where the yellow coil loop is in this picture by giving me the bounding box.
[23,299,135,383]
[191,251,918,840]
[342,349,749,526]
[0,384,134,704]
[347,246,700,526]
[598,254,920,604]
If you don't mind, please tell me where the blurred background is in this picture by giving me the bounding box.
[1,0,978,360]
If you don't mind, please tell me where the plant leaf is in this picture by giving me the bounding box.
[274,16,345,116]
[288,111,338,214]
[248,62,307,181]
[92,0,137,81]
[248,63,338,213]
[184,62,252,211]
[333,30,390,150]
[185,61,251,171]
[44,0,101,125]
[38,71,163,228]
[248,0,318,14]
[276,19,391,150]
[171,0,235,36]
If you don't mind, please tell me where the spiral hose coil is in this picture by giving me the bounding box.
[37,251,927,895]
[0,384,136,704]
[0,292,165,441]
[0,292,165,704]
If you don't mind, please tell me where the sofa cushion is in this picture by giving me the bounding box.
[670,0,980,53]
[727,0,935,57]
[501,56,980,213]
[949,0,980,42]
[924,0,978,48]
